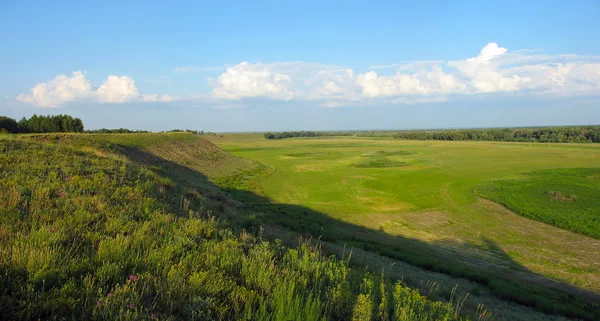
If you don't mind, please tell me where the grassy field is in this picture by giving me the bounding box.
[3,132,599,320]
[207,134,600,320]
[0,133,473,321]
[477,168,600,239]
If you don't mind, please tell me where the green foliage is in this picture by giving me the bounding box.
[263,126,600,143]
[477,168,600,239]
[0,116,18,133]
[0,136,464,320]
[14,114,84,133]
[393,126,600,143]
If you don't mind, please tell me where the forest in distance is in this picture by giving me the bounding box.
[263,126,600,143]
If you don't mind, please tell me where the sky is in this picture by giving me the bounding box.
[1,0,600,132]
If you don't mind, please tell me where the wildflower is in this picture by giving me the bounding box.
[97,300,101,306]
[59,191,66,197]
[151,313,157,319]
[129,274,138,281]
[107,292,113,297]
[64,176,72,181]
[129,303,135,309]
[49,224,56,233]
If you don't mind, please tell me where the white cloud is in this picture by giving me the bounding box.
[141,94,173,102]
[18,72,172,107]
[356,71,426,97]
[355,66,466,98]
[96,75,140,103]
[212,62,295,100]
[17,71,92,107]
[207,46,600,107]
[17,43,600,109]
[449,43,524,93]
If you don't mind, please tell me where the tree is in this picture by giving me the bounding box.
[0,116,18,133]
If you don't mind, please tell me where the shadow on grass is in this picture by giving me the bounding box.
[115,143,600,321]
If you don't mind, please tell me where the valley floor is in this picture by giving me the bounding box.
[207,134,600,320]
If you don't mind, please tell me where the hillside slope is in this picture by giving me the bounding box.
[0,133,465,321]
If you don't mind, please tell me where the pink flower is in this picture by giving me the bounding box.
[64,176,72,181]
[129,274,138,281]
[107,292,113,297]
[59,191,66,197]
[129,303,135,309]
[151,313,157,319]
[96,300,101,306]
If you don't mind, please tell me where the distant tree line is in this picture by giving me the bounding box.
[87,128,151,134]
[392,126,600,143]
[0,114,84,134]
[264,126,600,143]
[263,130,395,140]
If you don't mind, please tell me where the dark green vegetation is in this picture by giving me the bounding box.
[0,114,84,134]
[361,151,416,157]
[476,168,600,239]
[0,133,467,320]
[0,116,19,133]
[353,158,409,168]
[263,126,600,143]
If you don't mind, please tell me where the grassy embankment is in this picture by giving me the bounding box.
[0,133,469,321]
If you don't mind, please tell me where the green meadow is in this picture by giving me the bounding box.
[2,132,600,321]
[477,168,600,239]
[208,134,600,319]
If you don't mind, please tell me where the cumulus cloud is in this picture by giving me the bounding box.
[17,71,92,107]
[212,62,295,100]
[141,94,173,102]
[209,42,599,107]
[18,72,172,107]
[17,43,600,108]
[449,43,524,93]
[96,75,140,103]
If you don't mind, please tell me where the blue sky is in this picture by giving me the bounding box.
[2,0,599,131]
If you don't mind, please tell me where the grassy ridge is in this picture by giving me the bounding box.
[476,168,600,239]
[0,134,466,320]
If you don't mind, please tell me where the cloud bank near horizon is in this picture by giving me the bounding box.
[17,43,600,108]
[17,72,172,108]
